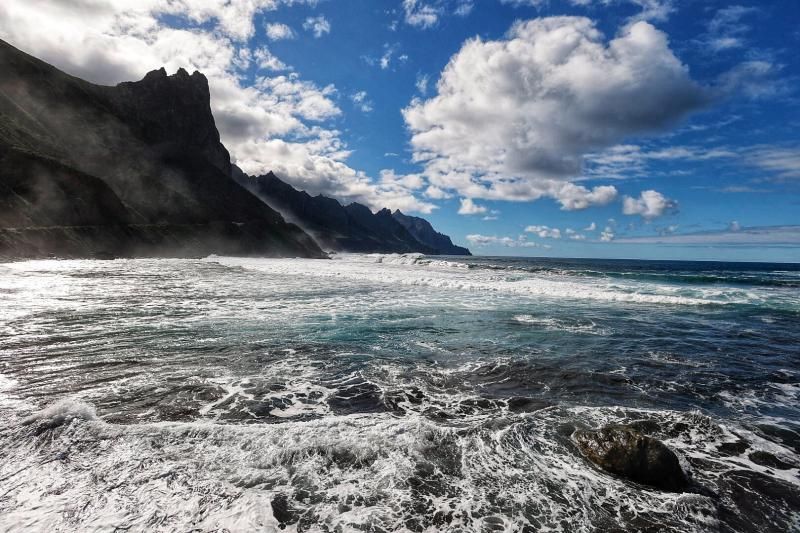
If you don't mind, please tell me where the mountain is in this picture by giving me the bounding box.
[0,39,324,259]
[233,171,448,253]
[391,210,471,255]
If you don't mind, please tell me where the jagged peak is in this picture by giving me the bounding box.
[141,67,167,83]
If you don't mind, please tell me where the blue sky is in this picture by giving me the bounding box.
[2,0,799,261]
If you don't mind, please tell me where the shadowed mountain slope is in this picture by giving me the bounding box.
[233,170,470,255]
[392,210,471,256]
[0,39,324,259]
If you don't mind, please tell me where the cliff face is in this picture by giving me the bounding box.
[0,39,324,259]
[392,210,471,256]
[233,170,470,255]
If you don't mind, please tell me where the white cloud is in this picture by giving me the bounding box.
[458,198,488,215]
[565,229,587,240]
[303,15,330,38]
[454,1,474,16]
[425,186,453,199]
[553,183,618,211]
[584,222,597,231]
[253,47,289,71]
[585,143,736,180]
[502,0,675,22]
[525,225,562,239]
[379,169,425,190]
[719,60,784,99]
[614,225,800,245]
[704,5,757,52]
[600,226,616,242]
[265,22,296,40]
[622,190,677,220]
[403,17,708,208]
[466,234,541,248]
[747,146,800,180]
[403,0,441,28]
[350,90,374,113]
[415,73,429,94]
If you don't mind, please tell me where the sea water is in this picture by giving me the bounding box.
[0,254,798,531]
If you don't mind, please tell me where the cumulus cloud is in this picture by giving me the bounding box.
[403,17,708,209]
[265,22,296,40]
[303,15,331,38]
[565,229,587,240]
[458,198,488,215]
[525,225,562,239]
[600,226,616,242]
[622,190,677,220]
[0,0,435,213]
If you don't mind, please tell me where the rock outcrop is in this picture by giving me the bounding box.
[233,170,470,255]
[0,38,324,259]
[392,210,471,256]
[573,425,689,492]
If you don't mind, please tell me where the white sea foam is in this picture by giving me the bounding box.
[513,314,611,335]
[3,400,770,532]
[208,255,765,307]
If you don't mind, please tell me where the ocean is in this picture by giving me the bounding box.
[0,254,798,532]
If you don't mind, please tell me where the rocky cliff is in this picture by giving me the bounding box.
[392,210,471,256]
[234,170,470,255]
[0,39,324,259]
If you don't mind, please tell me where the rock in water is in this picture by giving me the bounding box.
[573,425,689,492]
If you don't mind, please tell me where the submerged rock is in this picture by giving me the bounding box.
[573,425,689,492]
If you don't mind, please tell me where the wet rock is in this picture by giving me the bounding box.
[717,439,749,456]
[573,425,689,492]
[748,451,794,470]
[271,494,298,529]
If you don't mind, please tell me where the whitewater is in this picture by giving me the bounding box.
[0,254,798,532]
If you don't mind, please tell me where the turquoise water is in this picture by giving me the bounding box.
[0,254,798,531]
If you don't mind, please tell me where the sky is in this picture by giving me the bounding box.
[2,0,799,261]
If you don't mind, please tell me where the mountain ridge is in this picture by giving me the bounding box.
[0,38,324,259]
[233,170,470,255]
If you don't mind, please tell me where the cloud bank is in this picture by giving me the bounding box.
[404,16,709,209]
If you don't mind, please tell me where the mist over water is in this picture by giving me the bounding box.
[1,254,799,531]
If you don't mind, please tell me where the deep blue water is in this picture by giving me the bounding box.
[0,254,798,531]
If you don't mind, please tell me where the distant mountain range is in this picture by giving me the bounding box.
[0,39,469,259]
[233,170,470,255]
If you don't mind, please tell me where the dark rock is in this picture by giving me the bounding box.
[573,425,689,492]
[392,209,471,255]
[0,38,324,259]
[717,439,750,456]
[748,451,794,470]
[270,494,298,529]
